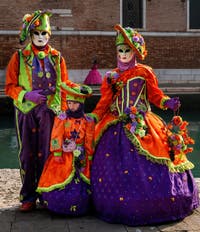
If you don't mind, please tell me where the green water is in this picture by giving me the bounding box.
[0,111,199,177]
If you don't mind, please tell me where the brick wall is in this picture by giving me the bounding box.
[144,36,200,69]
[0,0,199,72]
[146,0,187,31]
[0,0,119,31]
[1,34,200,70]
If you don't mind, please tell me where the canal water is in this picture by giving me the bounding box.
[0,107,199,177]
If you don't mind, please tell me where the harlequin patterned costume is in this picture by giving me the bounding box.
[90,25,199,226]
[5,10,76,207]
[37,84,95,215]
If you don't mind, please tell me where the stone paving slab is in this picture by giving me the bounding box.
[0,169,200,232]
[0,207,200,232]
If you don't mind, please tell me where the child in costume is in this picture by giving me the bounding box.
[37,83,95,216]
[5,10,76,211]
[90,24,199,226]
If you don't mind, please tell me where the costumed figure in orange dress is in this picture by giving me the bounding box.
[5,10,77,212]
[37,83,95,216]
[90,24,199,226]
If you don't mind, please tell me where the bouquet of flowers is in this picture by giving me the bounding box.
[124,106,147,138]
[167,116,194,163]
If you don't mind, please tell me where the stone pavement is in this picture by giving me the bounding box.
[0,169,200,232]
[0,207,200,232]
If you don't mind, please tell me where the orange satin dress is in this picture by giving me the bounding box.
[37,114,95,193]
[92,64,193,171]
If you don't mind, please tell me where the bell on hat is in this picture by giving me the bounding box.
[60,82,93,104]
[114,24,147,60]
[84,59,102,85]
[19,10,52,44]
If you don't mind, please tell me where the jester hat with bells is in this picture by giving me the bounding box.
[114,24,147,60]
[19,10,52,44]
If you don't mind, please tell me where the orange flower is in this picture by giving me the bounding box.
[167,124,173,130]
[34,19,40,27]
[188,137,195,145]
[126,124,131,130]
[179,121,188,130]
[130,106,137,114]
[172,116,182,126]
[186,147,193,153]
[26,16,33,22]
[175,134,181,142]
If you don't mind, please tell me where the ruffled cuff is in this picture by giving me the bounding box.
[160,96,170,110]
[19,90,27,103]
[86,113,99,123]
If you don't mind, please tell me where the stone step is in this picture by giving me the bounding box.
[1,85,200,98]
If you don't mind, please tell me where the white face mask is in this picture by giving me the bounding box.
[31,30,50,47]
[117,44,134,63]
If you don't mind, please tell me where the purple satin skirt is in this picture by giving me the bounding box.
[91,122,199,226]
[42,172,91,216]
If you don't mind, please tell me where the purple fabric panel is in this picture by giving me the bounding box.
[116,78,145,113]
[16,104,54,202]
[91,122,199,226]
[42,172,91,216]
[32,56,57,91]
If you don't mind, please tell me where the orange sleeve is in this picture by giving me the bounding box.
[92,76,114,122]
[5,52,24,100]
[142,66,169,109]
[60,56,78,111]
[60,57,68,111]
[60,56,69,83]
[84,119,95,162]
[50,117,65,153]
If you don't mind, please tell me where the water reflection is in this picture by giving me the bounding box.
[0,113,199,177]
[0,127,18,168]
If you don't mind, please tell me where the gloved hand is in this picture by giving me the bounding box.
[40,86,56,96]
[164,97,181,111]
[24,90,47,104]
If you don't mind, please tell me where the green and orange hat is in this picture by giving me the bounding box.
[114,24,147,60]
[19,10,52,44]
[60,82,93,103]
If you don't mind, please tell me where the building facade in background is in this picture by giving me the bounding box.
[0,0,200,83]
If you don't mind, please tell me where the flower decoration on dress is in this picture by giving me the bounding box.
[57,111,67,120]
[51,138,60,150]
[70,129,80,140]
[110,103,119,116]
[106,71,120,84]
[106,71,123,95]
[63,139,76,153]
[124,106,147,138]
[167,116,195,163]
[73,149,81,158]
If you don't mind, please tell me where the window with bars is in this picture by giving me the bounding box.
[122,0,143,28]
[189,0,200,29]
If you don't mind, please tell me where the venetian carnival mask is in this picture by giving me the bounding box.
[31,30,50,47]
[117,44,134,63]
